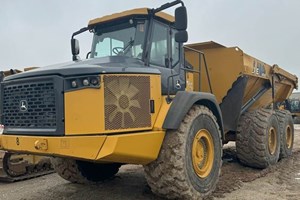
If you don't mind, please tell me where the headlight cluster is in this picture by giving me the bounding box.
[65,75,101,91]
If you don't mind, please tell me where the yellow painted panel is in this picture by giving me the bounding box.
[65,74,162,135]
[153,96,171,130]
[185,47,244,104]
[88,8,174,27]
[89,8,148,26]
[96,131,165,165]
[65,86,105,135]
[150,75,162,128]
[243,53,271,79]
[0,131,165,165]
[0,135,107,160]
[243,75,294,111]
[243,76,267,105]
[186,72,194,92]
[155,12,175,22]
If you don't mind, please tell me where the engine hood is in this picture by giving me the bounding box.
[5,56,160,81]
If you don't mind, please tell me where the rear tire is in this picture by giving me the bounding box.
[276,110,294,158]
[144,105,222,199]
[51,158,121,184]
[236,109,280,169]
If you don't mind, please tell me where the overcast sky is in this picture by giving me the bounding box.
[0,0,299,90]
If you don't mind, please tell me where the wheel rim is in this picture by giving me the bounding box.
[286,125,292,149]
[268,127,277,155]
[192,129,214,178]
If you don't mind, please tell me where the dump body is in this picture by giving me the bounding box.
[185,41,298,133]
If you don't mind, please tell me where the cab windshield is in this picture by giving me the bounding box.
[91,20,148,59]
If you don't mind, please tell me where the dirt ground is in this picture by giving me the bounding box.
[0,125,300,200]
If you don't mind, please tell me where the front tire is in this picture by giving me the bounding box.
[51,158,121,184]
[144,105,222,199]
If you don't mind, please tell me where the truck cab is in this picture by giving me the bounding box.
[77,7,186,95]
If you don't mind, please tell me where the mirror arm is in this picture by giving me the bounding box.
[71,27,88,39]
[152,0,184,13]
[86,52,91,59]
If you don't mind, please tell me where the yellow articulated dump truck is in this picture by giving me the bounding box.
[0,69,53,182]
[0,1,297,199]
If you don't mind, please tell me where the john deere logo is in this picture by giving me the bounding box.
[106,77,141,128]
[19,100,28,112]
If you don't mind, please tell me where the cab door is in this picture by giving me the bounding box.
[148,20,184,95]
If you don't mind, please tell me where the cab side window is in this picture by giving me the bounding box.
[171,30,179,66]
[150,22,168,67]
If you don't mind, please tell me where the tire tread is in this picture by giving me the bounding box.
[144,105,222,199]
[236,109,280,169]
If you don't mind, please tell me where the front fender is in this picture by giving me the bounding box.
[162,91,224,140]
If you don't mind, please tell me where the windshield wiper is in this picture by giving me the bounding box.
[123,38,134,55]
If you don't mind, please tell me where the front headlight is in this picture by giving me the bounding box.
[65,75,101,92]
[82,79,90,86]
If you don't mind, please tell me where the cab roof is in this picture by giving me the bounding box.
[88,8,175,28]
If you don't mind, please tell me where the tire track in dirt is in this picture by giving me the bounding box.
[208,147,300,199]
[209,125,300,199]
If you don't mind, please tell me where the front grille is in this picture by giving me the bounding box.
[104,75,151,130]
[2,80,56,129]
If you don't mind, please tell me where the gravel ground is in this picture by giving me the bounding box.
[1,125,300,200]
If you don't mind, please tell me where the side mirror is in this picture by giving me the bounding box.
[175,6,188,43]
[175,6,187,30]
[175,30,188,43]
[71,38,80,61]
